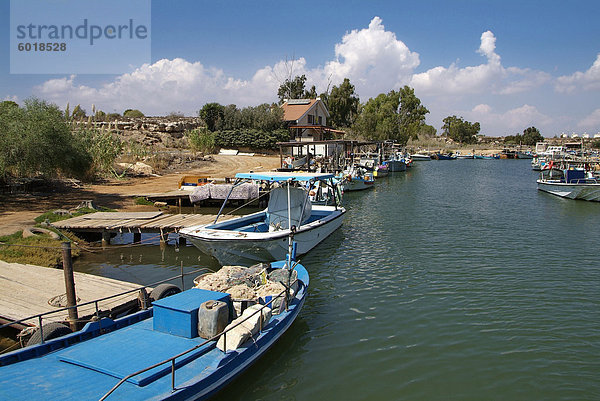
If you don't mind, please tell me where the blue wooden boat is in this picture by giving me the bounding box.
[434,153,457,160]
[0,260,309,400]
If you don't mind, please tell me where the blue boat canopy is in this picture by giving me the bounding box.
[235,172,334,182]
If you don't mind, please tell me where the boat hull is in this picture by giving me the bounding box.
[182,207,345,265]
[537,180,600,201]
[385,160,406,172]
[342,178,375,191]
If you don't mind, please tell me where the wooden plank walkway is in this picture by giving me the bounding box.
[52,212,230,234]
[0,261,146,327]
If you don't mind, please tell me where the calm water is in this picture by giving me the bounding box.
[76,159,600,401]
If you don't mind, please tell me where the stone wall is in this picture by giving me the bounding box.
[75,117,204,148]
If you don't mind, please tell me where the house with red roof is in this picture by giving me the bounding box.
[281,98,344,141]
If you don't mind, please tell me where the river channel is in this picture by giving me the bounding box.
[75,159,600,401]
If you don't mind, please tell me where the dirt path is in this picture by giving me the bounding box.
[0,154,281,236]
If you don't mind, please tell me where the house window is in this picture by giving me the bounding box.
[318,116,323,125]
[307,114,314,124]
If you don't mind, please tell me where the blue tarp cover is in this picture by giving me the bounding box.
[235,172,334,182]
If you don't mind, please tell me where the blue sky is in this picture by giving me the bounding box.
[2,0,600,137]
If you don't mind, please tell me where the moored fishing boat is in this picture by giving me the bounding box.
[383,153,407,172]
[537,166,600,201]
[373,163,389,178]
[180,172,345,266]
[433,153,457,160]
[455,152,474,159]
[411,153,431,161]
[0,260,309,401]
[338,165,375,192]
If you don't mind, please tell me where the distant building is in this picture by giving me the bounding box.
[572,133,579,138]
[281,98,344,141]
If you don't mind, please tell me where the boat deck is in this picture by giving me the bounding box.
[0,286,305,400]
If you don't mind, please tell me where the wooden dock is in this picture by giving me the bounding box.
[0,261,147,329]
[52,212,232,244]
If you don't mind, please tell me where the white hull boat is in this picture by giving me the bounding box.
[537,181,600,201]
[537,167,600,201]
[182,205,344,265]
[338,166,375,191]
[411,153,431,161]
[180,172,345,265]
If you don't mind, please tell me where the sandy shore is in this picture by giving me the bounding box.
[0,154,281,236]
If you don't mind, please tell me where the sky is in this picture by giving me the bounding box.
[1,0,600,137]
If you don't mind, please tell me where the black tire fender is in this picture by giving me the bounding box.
[149,284,181,302]
[26,322,72,346]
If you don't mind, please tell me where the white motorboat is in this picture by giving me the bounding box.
[411,153,431,161]
[537,167,600,201]
[180,172,345,265]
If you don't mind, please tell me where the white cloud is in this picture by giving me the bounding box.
[321,16,420,94]
[555,54,600,93]
[2,95,19,103]
[36,58,282,115]
[578,108,600,128]
[468,103,552,134]
[33,17,423,115]
[28,17,579,137]
[411,31,549,96]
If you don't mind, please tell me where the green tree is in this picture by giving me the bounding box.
[522,126,543,145]
[123,109,144,118]
[277,75,307,103]
[303,85,318,99]
[199,102,225,132]
[353,90,401,141]
[328,78,360,128]
[442,115,480,144]
[417,124,437,138]
[0,100,19,112]
[398,86,429,143]
[0,98,92,179]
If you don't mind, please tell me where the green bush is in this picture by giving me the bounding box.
[75,127,123,177]
[123,109,144,118]
[187,128,217,153]
[214,129,289,150]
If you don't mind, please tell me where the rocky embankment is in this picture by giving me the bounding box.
[78,117,204,149]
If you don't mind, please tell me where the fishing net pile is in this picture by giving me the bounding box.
[194,264,298,316]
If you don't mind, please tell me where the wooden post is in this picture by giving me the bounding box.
[160,231,168,248]
[61,242,79,331]
[133,232,142,244]
[178,197,182,214]
[102,231,111,246]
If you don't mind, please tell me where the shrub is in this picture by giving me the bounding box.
[75,127,123,177]
[187,128,217,153]
[214,129,289,150]
[123,109,144,118]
